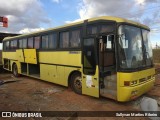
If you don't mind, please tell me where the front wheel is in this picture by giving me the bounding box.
[12,63,20,77]
[71,73,82,94]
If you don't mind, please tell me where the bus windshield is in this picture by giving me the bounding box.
[118,25,153,70]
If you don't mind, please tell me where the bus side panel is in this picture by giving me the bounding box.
[23,49,37,64]
[55,66,80,86]
[56,66,65,85]
[16,50,24,62]
[3,52,17,60]
[39,51,82,86]
[40,64,57,83]
[40,64,80,86]
[39,51,81,66]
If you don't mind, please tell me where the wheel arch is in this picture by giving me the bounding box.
[12,62,20,77]
[68,70,81,88]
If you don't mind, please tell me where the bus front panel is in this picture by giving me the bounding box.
[117,68,155,102]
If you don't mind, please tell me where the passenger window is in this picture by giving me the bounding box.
[60,32,69,48]
[13,40,17,49]
[10,41,14,49]
[22,38,27,48]
[6,41,10,50]
[3,42,6,50]
[19,39,27,48]
[49,34,57,49]
[11,40,17,49]
[28,37,33,48]
[4,40,16,50]
[99,24,114,33]
[70,30,80,48]
[87,26,97,34]
[42,35,49,49]
[19,39,23,48]
[34,36,40,49]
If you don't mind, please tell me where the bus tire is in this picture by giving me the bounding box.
[12,63,20,77]
[71,72,82,94]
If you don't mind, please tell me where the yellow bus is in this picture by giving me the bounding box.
[2,16,155,102]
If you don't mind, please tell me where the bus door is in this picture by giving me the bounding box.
[82,37,99,97]
[99,35,117,100]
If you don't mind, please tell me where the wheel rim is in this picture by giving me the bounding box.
[73,76,82,90]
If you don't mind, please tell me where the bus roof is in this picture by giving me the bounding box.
[3,16,149,41]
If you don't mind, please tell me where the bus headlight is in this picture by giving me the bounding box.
[131,90,138,99]
[131,90,138,95]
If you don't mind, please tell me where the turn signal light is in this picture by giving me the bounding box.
[130,80,137,86]
[124,81,130,86]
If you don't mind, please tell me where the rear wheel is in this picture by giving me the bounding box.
[12,63,19,77]
[71,72,82,94]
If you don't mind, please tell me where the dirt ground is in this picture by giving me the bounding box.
[0,70,159,120]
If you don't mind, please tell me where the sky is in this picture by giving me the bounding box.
[0,0,160,48]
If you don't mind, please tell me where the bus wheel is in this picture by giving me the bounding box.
[13,63,19,77]
[71,73,82,94]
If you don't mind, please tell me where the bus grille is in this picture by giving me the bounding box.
[139,75,151,83]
